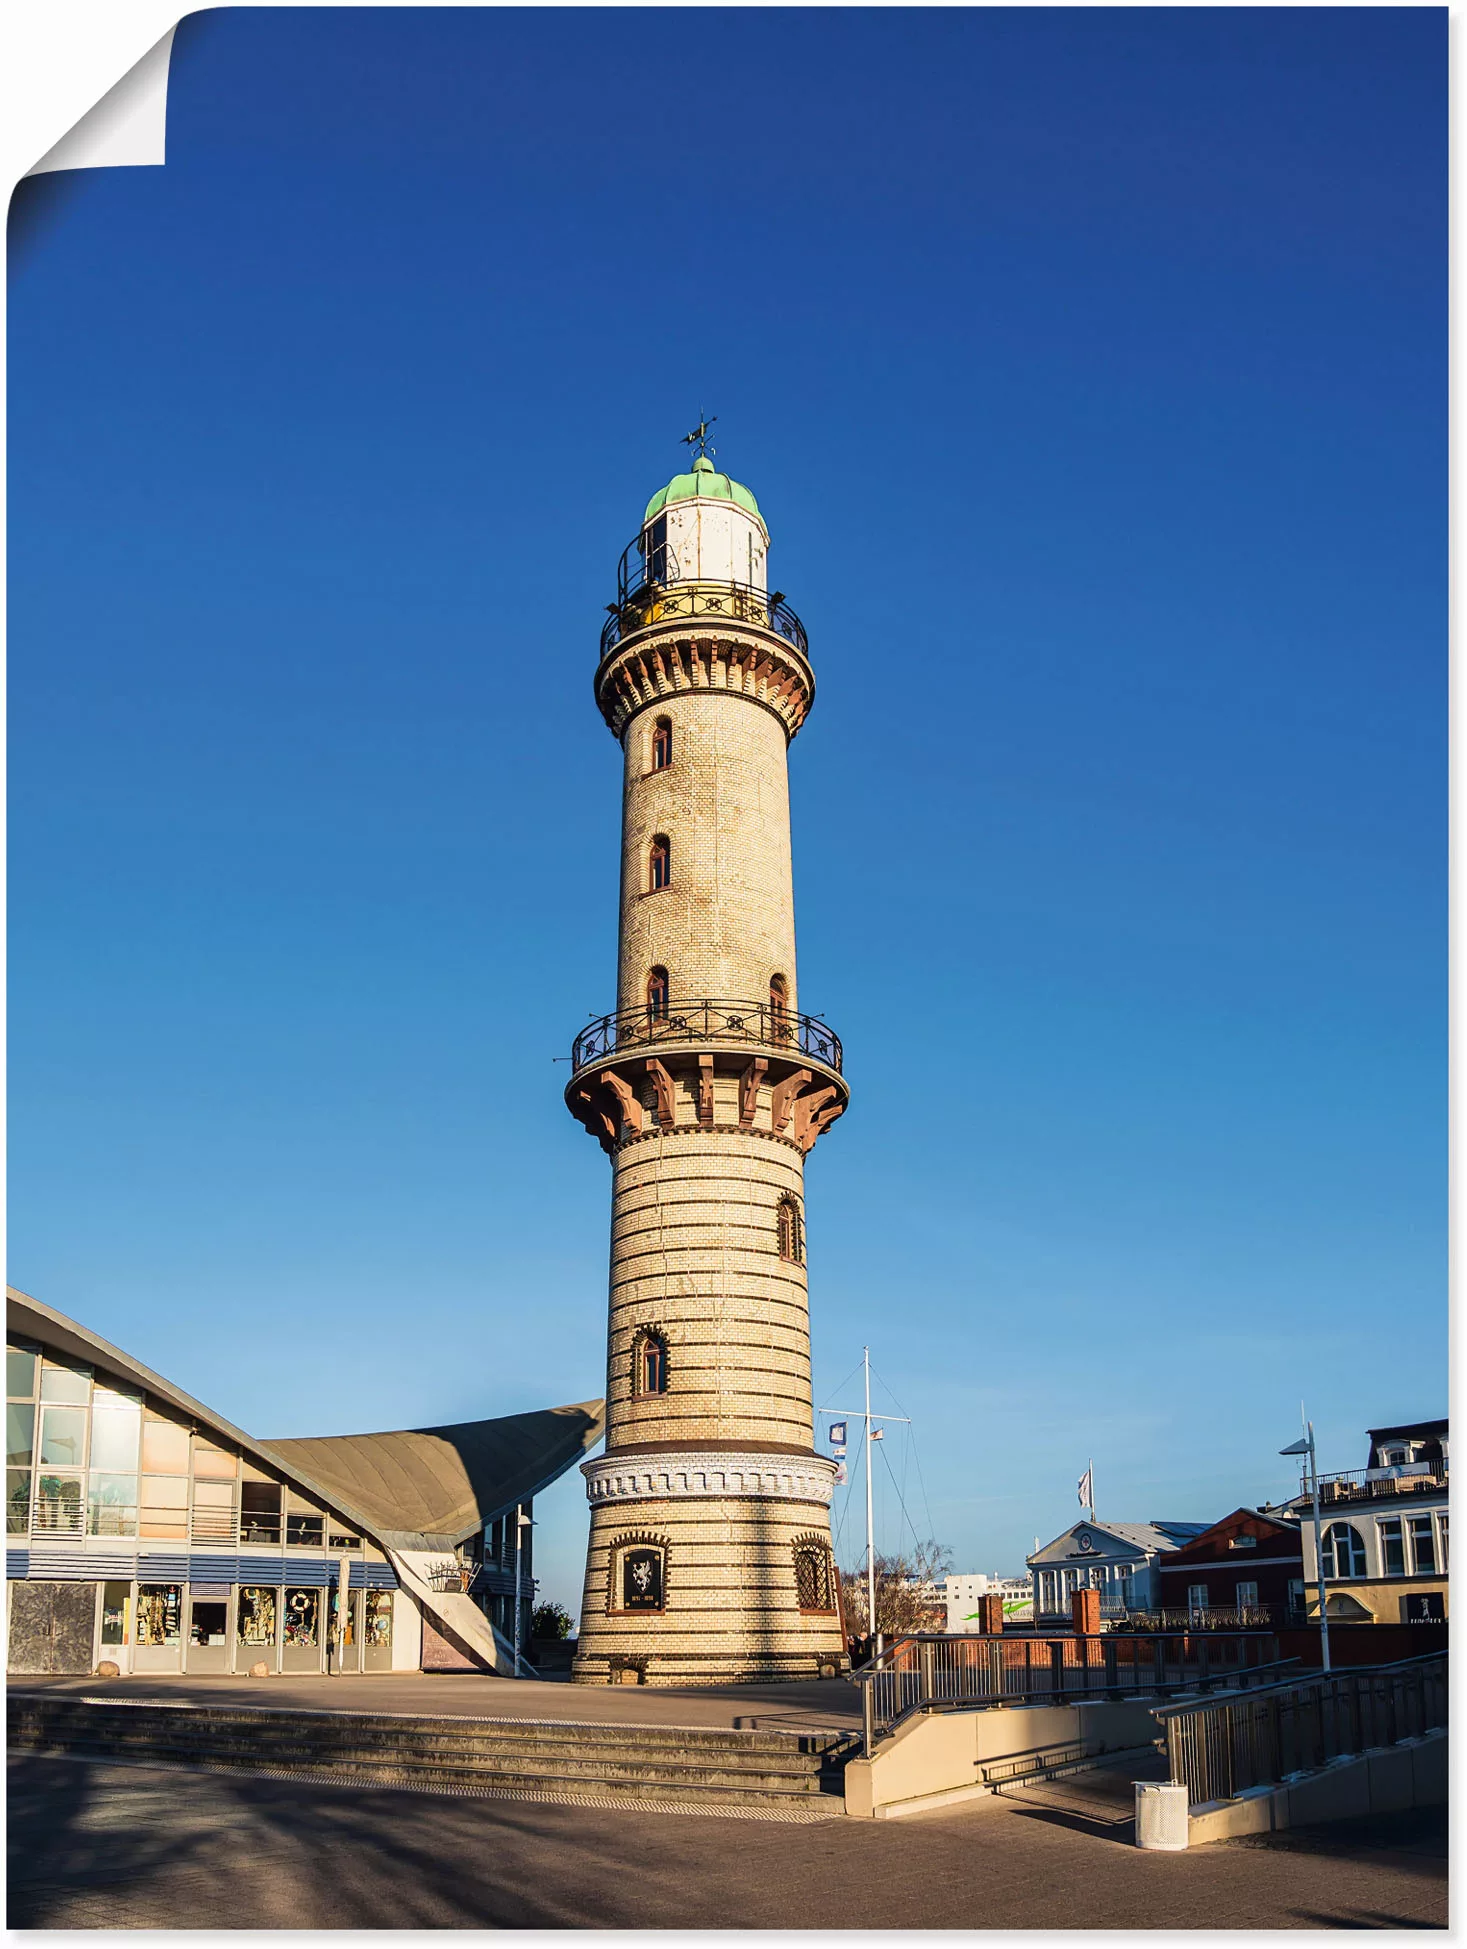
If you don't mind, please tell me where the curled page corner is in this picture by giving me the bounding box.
[26,25,177,177]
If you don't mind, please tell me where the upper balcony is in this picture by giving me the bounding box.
[571,997,841,1077]
[1304,1461,1448,1508]
[600,578,808,662]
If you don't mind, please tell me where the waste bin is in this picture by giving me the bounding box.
[1135,1780,1189,1850]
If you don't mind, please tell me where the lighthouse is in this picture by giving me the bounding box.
[565,442,850,1686]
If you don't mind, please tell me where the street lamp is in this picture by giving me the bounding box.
[512,1507,535,1678]
[1280,1419,1331,1674]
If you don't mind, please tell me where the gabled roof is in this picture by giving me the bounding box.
[1154,1507,1302,1559]
[1029,1517,1210,1563]
[7,1286,605,1551]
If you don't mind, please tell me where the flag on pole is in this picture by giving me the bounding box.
[829,1421,847,1450]
[1077,1465,1093,1510]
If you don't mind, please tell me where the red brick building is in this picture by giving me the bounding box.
[1155,1508,1303,1625]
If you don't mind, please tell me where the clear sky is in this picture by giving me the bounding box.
[10,7,1443,1617]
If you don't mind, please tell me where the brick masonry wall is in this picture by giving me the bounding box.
[617,691,798,1016]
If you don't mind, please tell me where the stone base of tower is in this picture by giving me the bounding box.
[571,1464,848,1687]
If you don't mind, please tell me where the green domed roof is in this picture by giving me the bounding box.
[643,454,761,523]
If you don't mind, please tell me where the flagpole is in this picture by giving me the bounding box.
[864,1346,878,1660]
[1089,1458,1095,1523]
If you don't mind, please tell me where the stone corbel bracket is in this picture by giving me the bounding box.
[567,1045,848,1157]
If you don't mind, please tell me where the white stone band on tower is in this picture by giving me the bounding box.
[566,453,849,1686]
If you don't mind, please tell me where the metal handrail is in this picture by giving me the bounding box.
[600,578,808,659]
[1154,1653,1447,1807]
[571,998,841,1075]
[850,1630,1285,1757]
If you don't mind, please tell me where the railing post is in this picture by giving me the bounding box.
[862,1677,874,1759]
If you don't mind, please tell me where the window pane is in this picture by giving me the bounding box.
[39,1407,87,1468]
[1409,1518,1437,1575]
[6,1349,36,1399]
[89,1410,141,1472]
[34,1474,83,1531]
[88,1474,138,1536]
[141,1475,189,1507]
[1379,1519,1405,1576]
[39,1364,90,1405]
[192,1442,237,1480]
[287,1514,324,1547]
[92,1383,143,1410]
[237,1587,278,1645]
[140,1475,188,1537]
[6,1469,31,1534]
[7,1403,35,1467]
[284,1588,320,1646]
[141,1421,190,1474]
[136,1584,182,1646]
[100,1581,130,1646]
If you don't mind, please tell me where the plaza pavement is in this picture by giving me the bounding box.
[6,1750,1447,1930]
[8,1669,862,1733]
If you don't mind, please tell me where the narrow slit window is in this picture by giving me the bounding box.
[652,718,673,771]
[777,1197,804,1264]
[650,837,671,891]
[647,967,670,1020]
[635,1332,668,1396]
[769,974,790,1036]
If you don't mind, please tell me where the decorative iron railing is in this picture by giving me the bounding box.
[851,1631,1289,1756]
[571,998,841,1075]
[600,579,808,659]
[1154,1653,1447,1807]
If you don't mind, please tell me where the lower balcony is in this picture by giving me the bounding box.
[566,999,848,1155]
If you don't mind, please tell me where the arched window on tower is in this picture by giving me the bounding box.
[647,967,670,1022]
[652,718,673,771]
[633,1330,669,1396]
[650,837,671,892]
[793,1538,835,1612]
[769,973,790,1040]
[777,1196,804,1265]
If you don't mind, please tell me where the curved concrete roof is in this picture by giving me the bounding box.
[262,1405,605,1552]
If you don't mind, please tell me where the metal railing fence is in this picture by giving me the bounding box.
[852,1631,1287,1755]
[1154,1653,1447,1807]
[571,997,842,1075]
[600,578,809,659]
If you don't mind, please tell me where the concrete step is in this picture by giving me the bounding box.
[7,1696,857,1809]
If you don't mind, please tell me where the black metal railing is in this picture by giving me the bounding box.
[571,998,841,1075]
[1309,1464,1448,1506]
[852,1631,1288,1756]
[600,579,808,659]
[1154,1653,1447,1808]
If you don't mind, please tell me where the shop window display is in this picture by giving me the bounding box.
[284,1588,320,1647]
[136,1584,182,1646]
[238,1586,277,1648]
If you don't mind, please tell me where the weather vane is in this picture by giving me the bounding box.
[681,415,717,461]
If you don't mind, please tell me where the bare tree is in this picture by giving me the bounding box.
[840,1539,952,1648]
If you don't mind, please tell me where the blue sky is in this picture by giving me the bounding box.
[9,7,1443,1616]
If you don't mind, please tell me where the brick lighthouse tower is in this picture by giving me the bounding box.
[565,436,850,1686]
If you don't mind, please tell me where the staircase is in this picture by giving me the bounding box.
[7,1692,856,1816]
